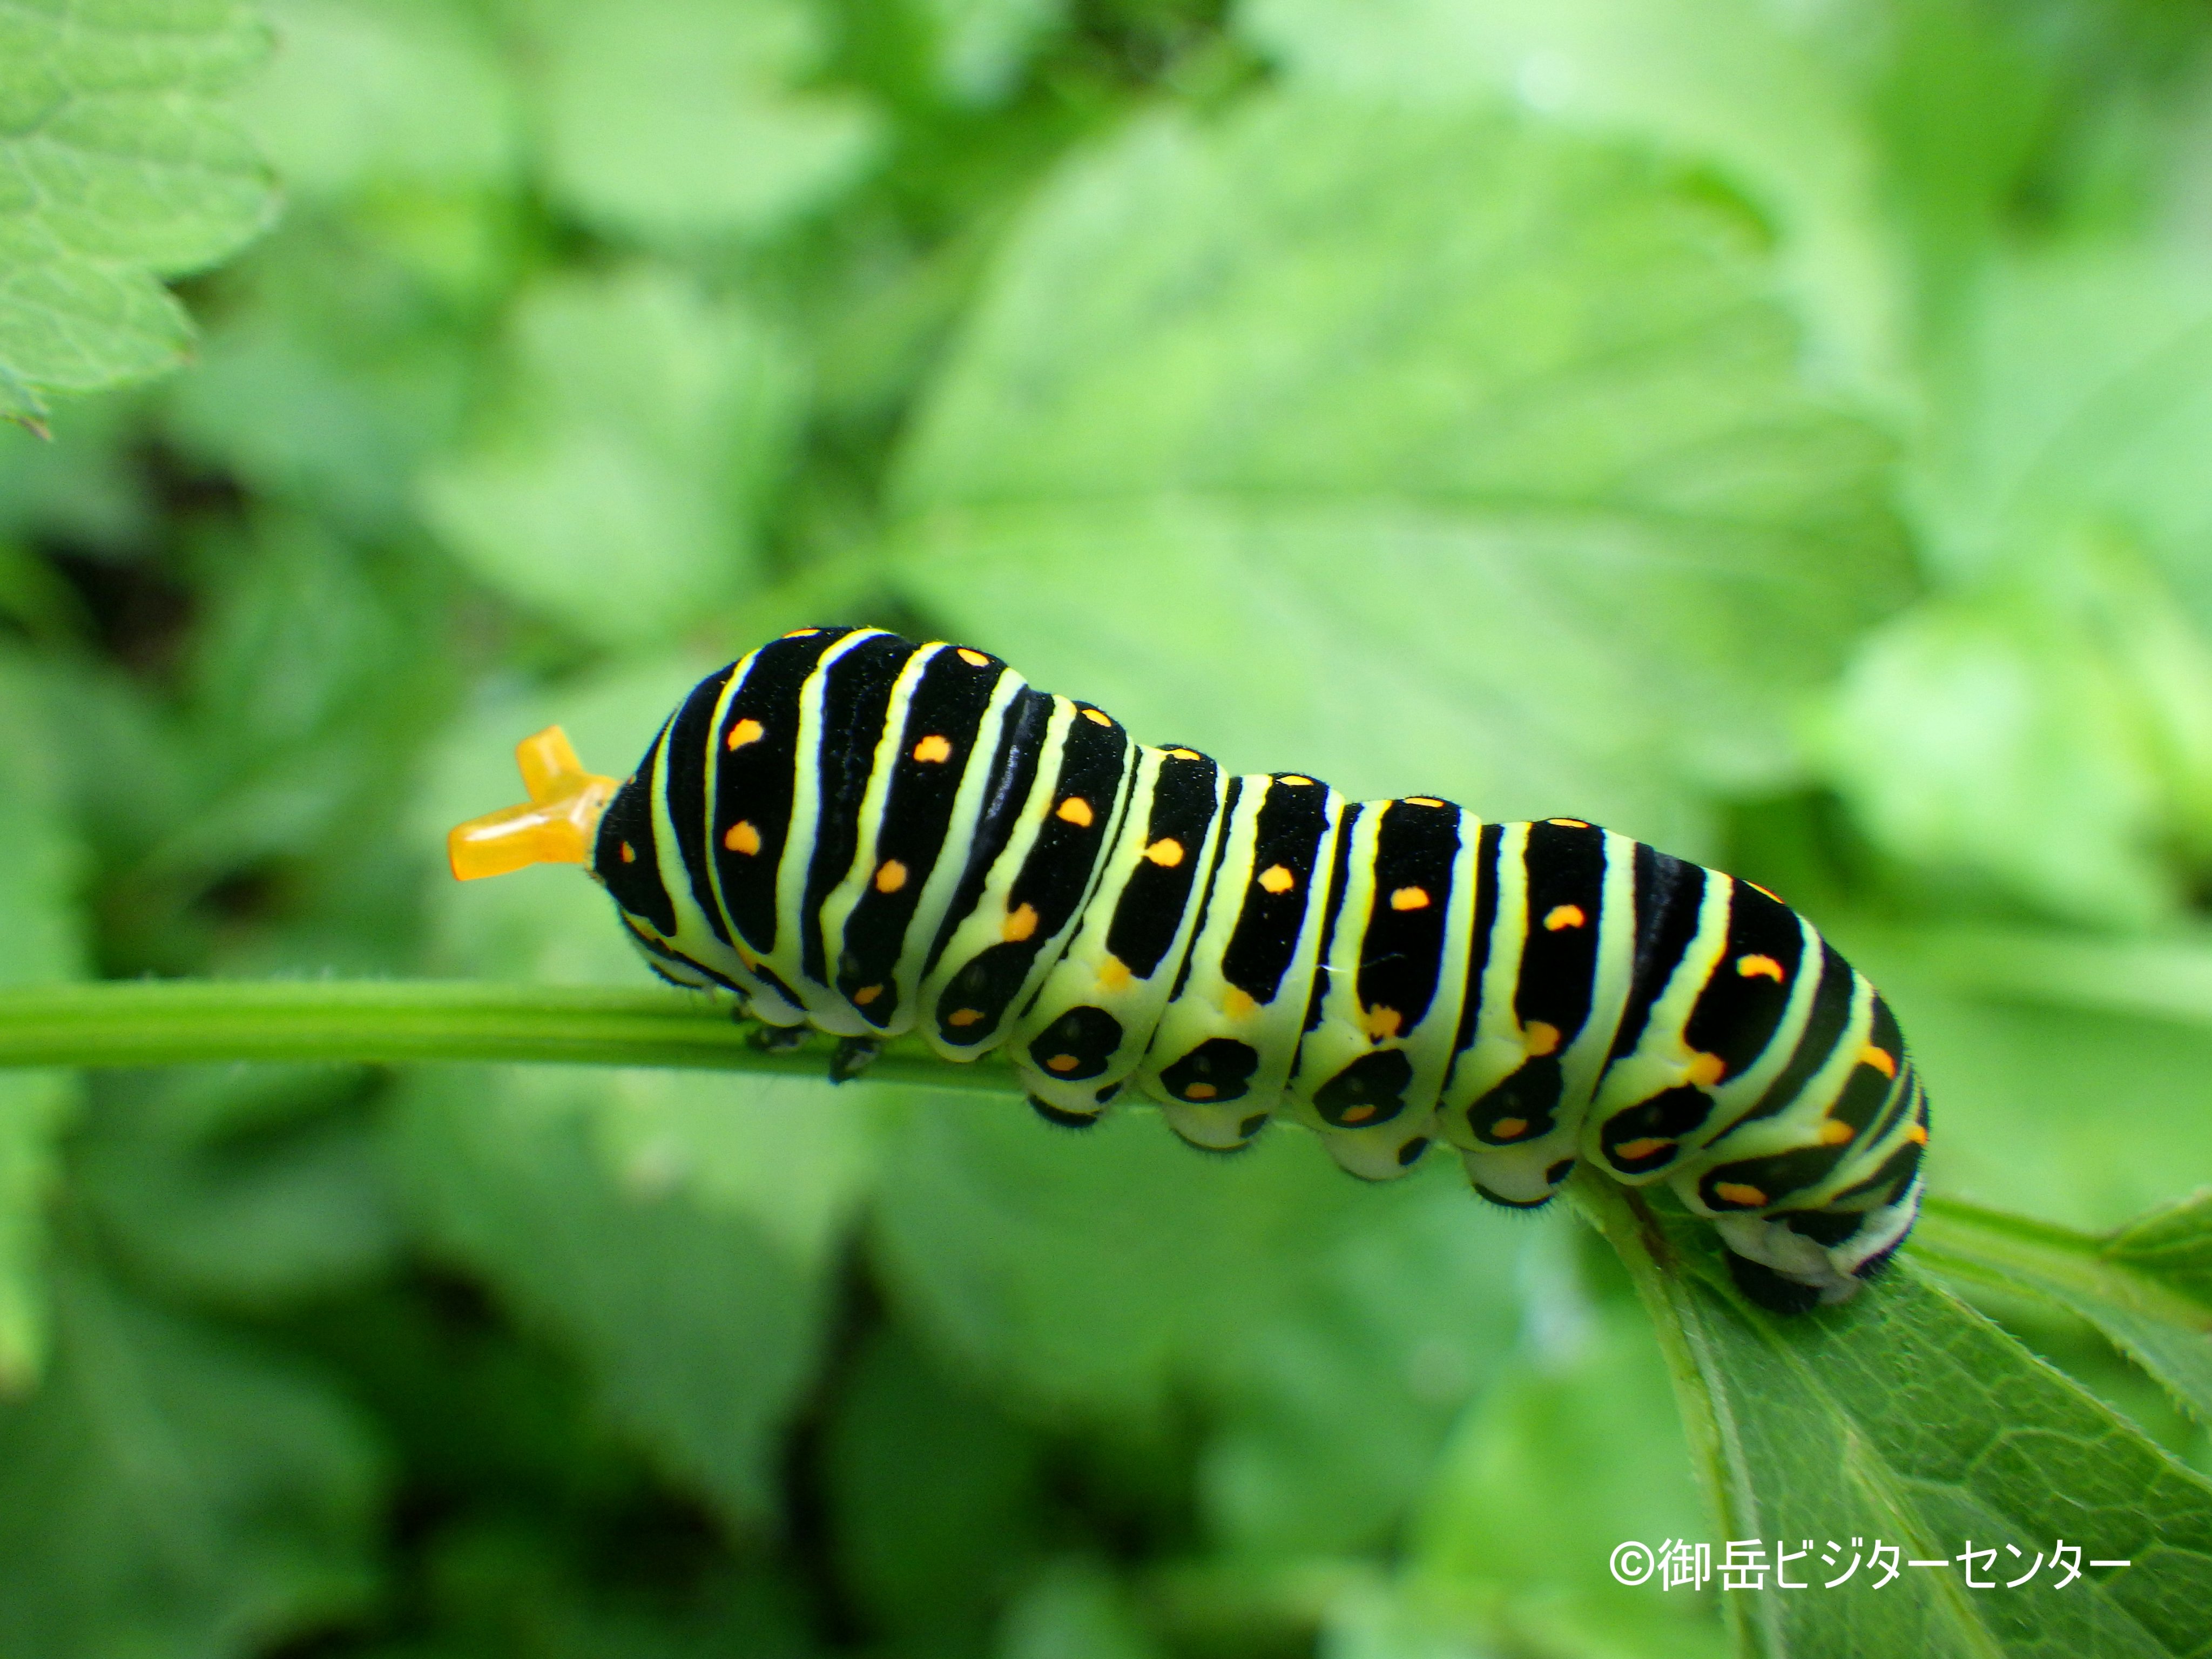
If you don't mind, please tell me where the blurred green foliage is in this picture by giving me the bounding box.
[8,0,2212,1655]
[0,0,277,423]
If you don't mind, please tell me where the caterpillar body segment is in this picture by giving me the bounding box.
[450,626,1927,1311]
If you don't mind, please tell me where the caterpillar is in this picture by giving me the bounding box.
[449,626,1926,1312]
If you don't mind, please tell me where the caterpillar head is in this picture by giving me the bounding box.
[447,726,618,882]
[1714,1174,1925,1312]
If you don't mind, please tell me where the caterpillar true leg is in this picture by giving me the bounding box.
[450,627,1926,1311]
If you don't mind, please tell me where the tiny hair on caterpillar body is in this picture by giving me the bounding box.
[449,627,1926,1312]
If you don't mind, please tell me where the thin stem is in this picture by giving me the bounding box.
[1567,1169,1771,1659]
[0,980,1018,1091]
[1914,1193,2212,1326]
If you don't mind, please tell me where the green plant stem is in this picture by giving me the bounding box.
[1567,1168,1771,1659]
[1913,1194,2212,1328]
[0,980,1016,1090]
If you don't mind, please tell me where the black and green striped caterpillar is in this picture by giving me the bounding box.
[451,626,1927,1311]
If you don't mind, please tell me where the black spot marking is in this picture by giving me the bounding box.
[1396,1136,1431,1167]
[1025,1004,1123,1082]
[1832,1136,1924,1209]
[1825,1041,1905,1145]
[969,700,1131,1013]
[1784,1209,1865,1247]
[1466,1054,1563,1144]
[1237,1112,1270,1139]
[1473,1182,1555,1211]
[1735,942,1856,1125]
[1725,1250,1822,1314]
[1167,774,1240,1001]
[1599,1083,1713,1174]
[1158,1036,1259,1103]
[1698,1142,1851,1213]
[933,942,1035,1045]
[1312,1047,1412,1128]
[1028,1096,1100,1130]
[1677,877,1805,1086]
[1544,1158,1576,1185]
[1681,885,1805,1092]
[828,1037,879,1083]
[1168,1128,1254,1157]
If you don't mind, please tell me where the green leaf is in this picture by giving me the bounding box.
[420,266,803,648]
[1816,532,2212,927]
[76,1065,401,1313]
[1325,1292,1728,1659]
[1000,1560,1166,1659]
[2113,1193,2212,1307]
[163,218,493,532]
[1201,1173,1535,1555]
[1388,1299,1729,1659]
[827,1325,1042,1641]
[399,1519,814,1659]
[0,1259,381,1658]
[1913,1194,2212,1428]
[1239,0,1903,396]
[0,392,153,551]
[925,0,1067,106]
[147,511,454,892]
[871,1098,1527,1554]
[0,648,81,1391]
[893,96,1913,848]
[520,0,880,246]
[1576,1175,2212,1658]
[240,0,521,198]
[0,0,278,414]
[1913,252,2212,596]
[394,1063,857,1532]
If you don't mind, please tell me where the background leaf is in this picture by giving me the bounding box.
[894,95,1913,847]
[421,266,803,647]
[1240,0,1903,397]
[873,1098,1528,1555]
[0,0,277,415]
[520,0,881,247]
[0,1262,381,1657]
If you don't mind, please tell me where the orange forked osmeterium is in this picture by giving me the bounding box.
[447,726,618,881]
